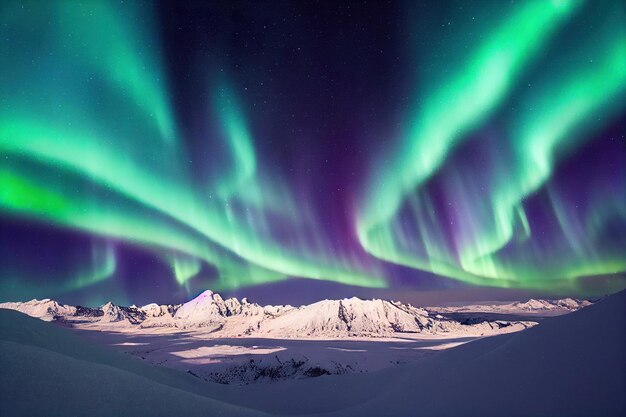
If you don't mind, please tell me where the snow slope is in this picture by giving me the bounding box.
[0,308,266,417]
[303,289,625,417]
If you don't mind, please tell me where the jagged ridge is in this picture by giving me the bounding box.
[0,289,553,337]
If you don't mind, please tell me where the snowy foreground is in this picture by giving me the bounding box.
[1,291,624,416]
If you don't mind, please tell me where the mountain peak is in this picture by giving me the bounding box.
[196,290,214,299]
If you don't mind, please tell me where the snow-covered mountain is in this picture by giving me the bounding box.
[427,297,592,315]
[0,298,77,321]
[172,290,284,322]
[255,297,531,337]
[0,290,550,338]
[0,298,178,326]
[512,297,592,311]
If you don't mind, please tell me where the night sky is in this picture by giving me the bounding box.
[1,0,625,306]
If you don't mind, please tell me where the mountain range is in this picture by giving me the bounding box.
[0,289,591,338]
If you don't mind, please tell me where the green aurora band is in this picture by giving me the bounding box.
[356,0,626,289]
[1,0,625,295]
[0,0,384,291]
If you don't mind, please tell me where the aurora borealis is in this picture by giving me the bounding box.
[1,0,625,304]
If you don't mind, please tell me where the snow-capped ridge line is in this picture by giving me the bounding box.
[0,290,590,338]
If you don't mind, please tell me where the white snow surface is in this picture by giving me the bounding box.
[0,290,623,416]
[0,308,266,417]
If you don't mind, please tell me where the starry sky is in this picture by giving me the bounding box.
[1,0,625,306]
